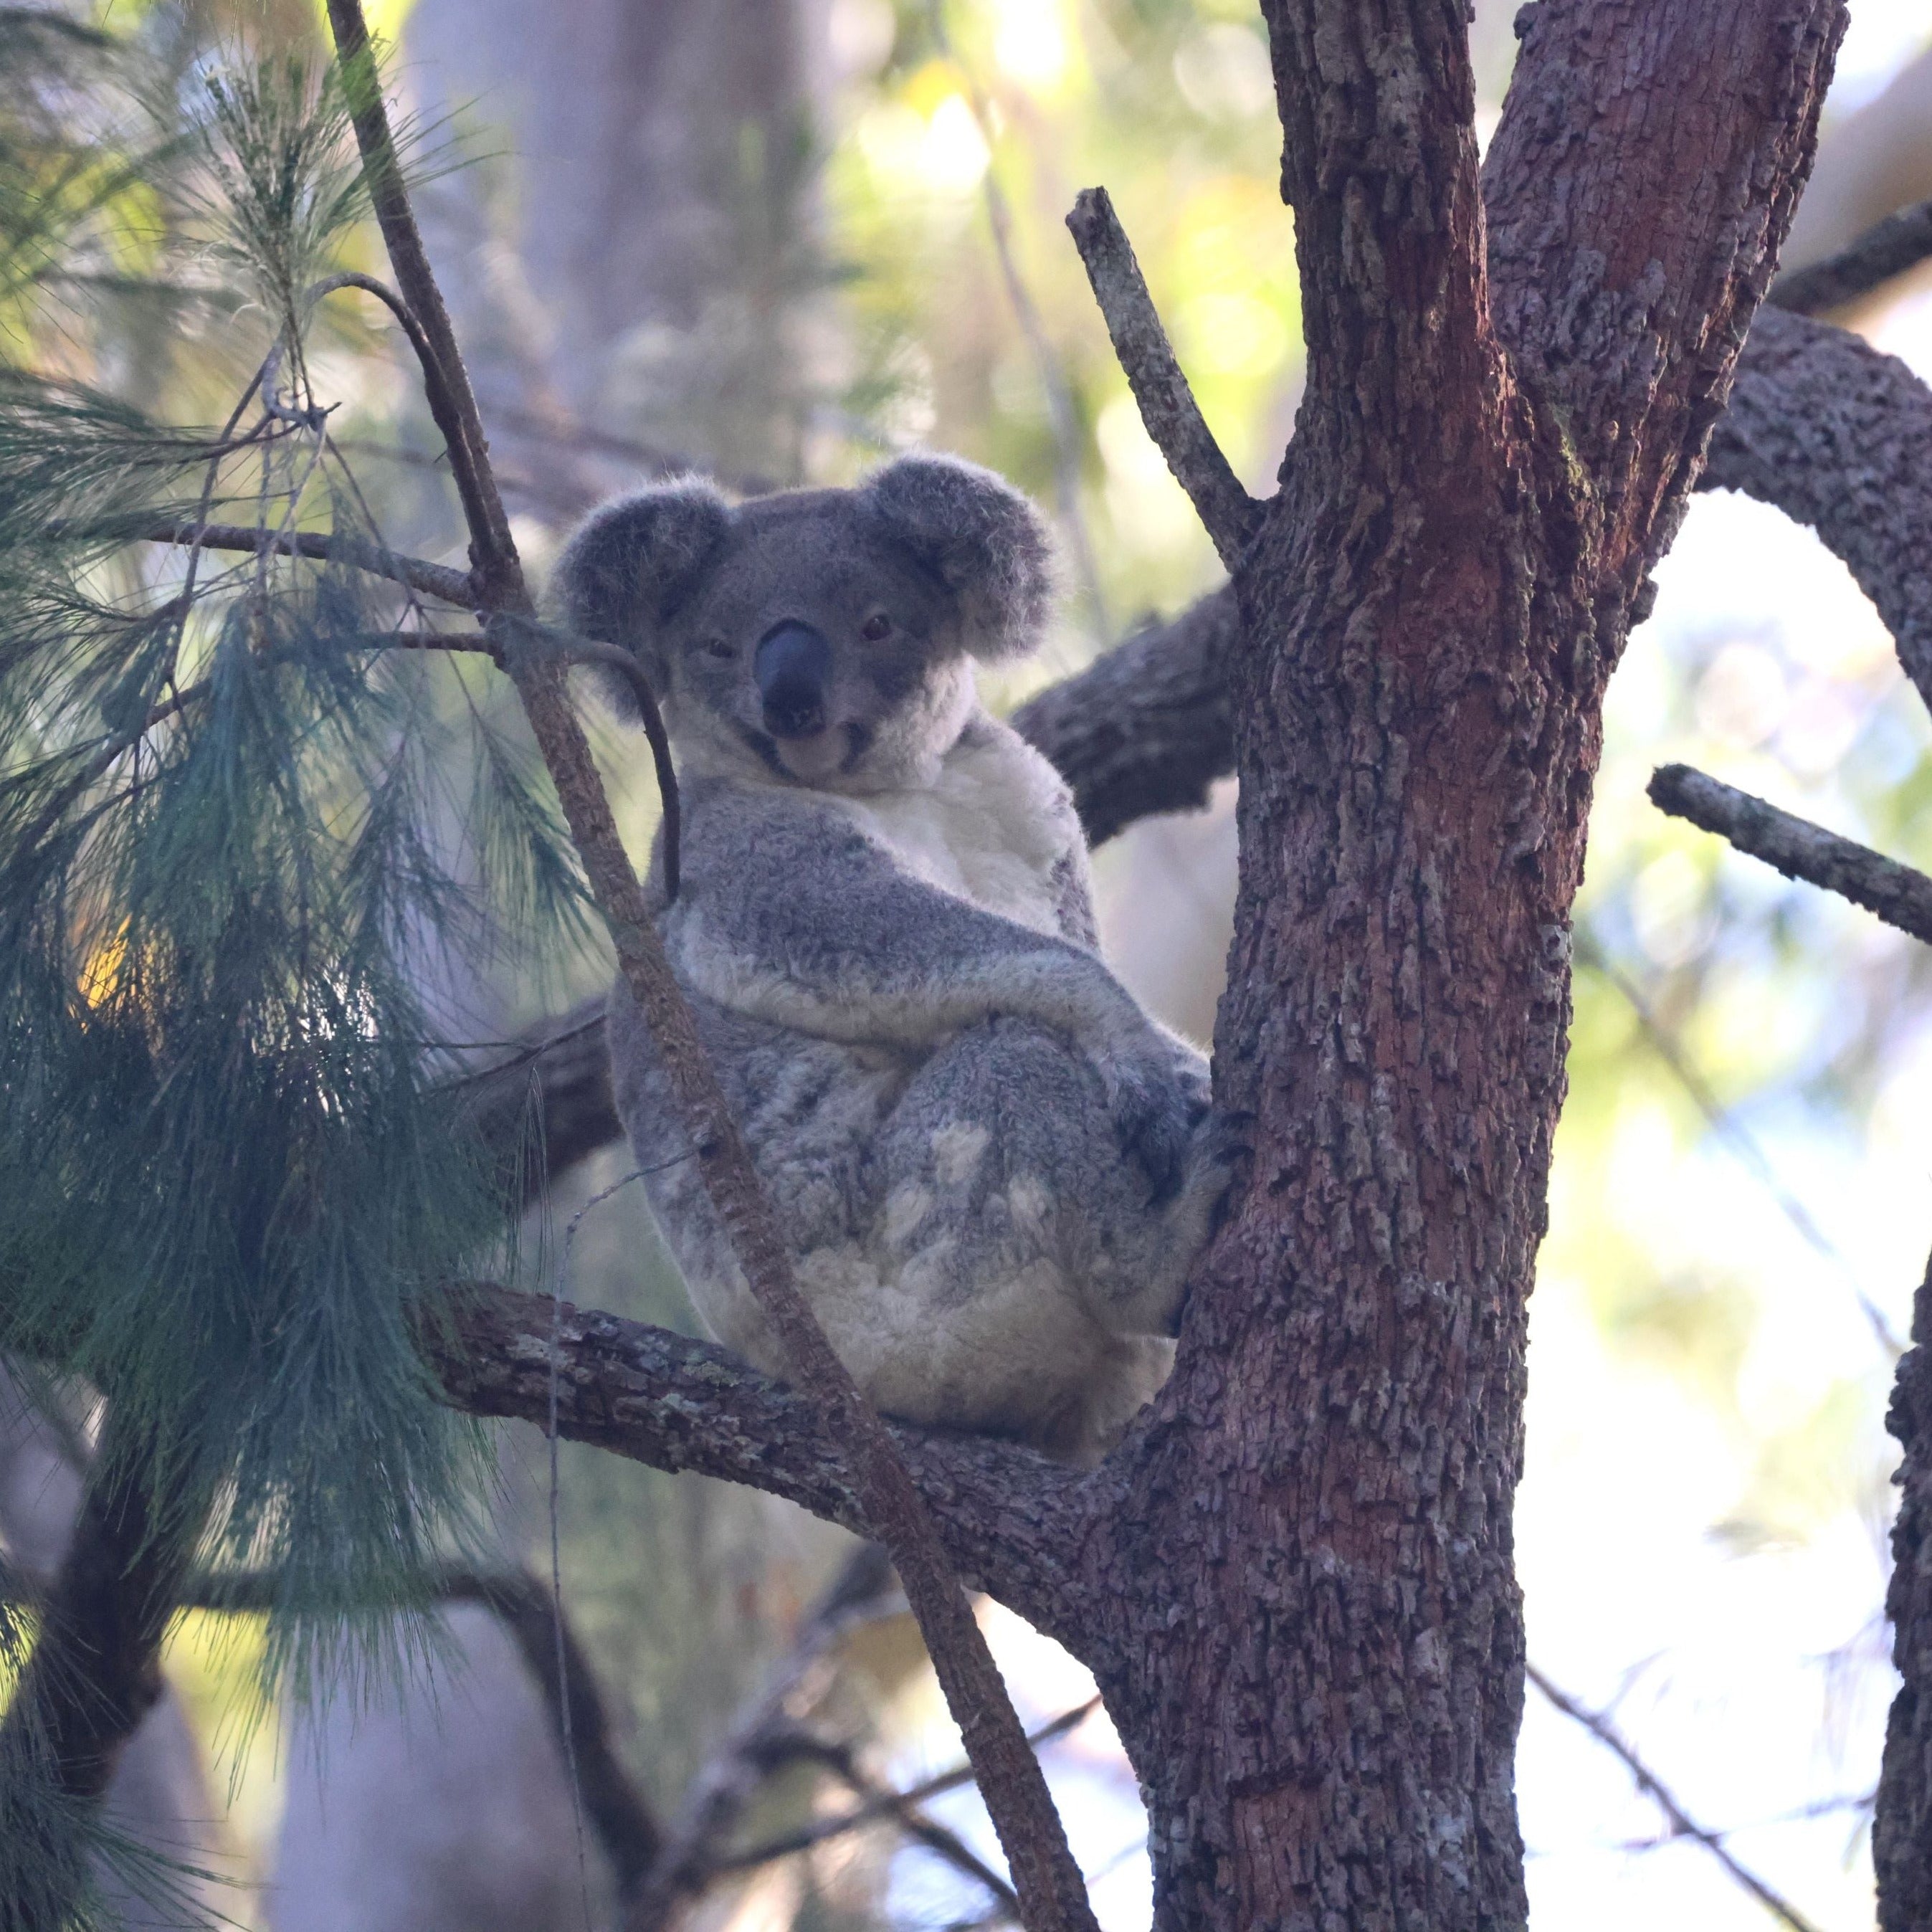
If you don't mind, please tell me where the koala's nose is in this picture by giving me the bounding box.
[755,621,832,738]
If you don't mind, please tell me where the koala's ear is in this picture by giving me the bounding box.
[861,454,1055,662]
[548,480,733,694]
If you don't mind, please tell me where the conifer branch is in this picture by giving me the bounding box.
[320,10,1097,1926]
[1065,187,1260,571]
[134,520,477,606]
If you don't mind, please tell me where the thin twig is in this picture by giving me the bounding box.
[1649,763,1932,948]
[626,1543,902,1928]
[487,616,682,903]
[1527,1665,1824,1932]
[320,11,1095,1929]
[1576,935,1905,1358]
[1769,196,1932,315]
[1064,187,1260,571]
[717,1700,1100,1873]
[801,1731,1019,1916]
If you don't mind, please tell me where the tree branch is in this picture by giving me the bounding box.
[1649,763,1932,947]
[187,1559,665,1903]
[1012,586,1237,847]
[715,1700,1099,1875]
[1528,1665,1824,1932]
[1769,194,1932,315]
[1485,0,1845,567]
[1879,1250,1932,1931]
[1062,191,1258,571]
[1700,305,1932,716]
[0,1407,209,1908]
[419,1285,1096,1656]
[133,520,477,607]
[1261,0,1493,481]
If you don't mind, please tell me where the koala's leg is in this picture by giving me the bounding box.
[848,1016,1224,1458]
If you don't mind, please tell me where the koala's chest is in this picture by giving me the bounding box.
[829,746,1073,938]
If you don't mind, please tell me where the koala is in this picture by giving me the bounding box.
[552,455,1229,1462]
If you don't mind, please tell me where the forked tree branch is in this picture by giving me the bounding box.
[321,10,1097,1924]
[1648,764,1932,947]
[1064,190,1259,571]
[1769,194,1932,315]
[1485,0,1844,570]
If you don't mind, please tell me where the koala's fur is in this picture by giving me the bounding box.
[553,455,1229,1462]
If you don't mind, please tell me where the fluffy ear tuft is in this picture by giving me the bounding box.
[861,455,1056,661]
[548,480,733,700]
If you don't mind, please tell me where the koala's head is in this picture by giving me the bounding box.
[549,454,1055,792]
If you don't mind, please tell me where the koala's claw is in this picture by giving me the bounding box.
[1109,1065,1199,1204]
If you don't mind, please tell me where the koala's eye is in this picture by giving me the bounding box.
[860,612,893,642]
[701,637,736,662]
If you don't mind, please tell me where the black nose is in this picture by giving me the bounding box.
[755,621,832,739]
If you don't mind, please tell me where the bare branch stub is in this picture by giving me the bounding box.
[1064,188,1260,572]
[1769,195,1932,315]
[1648,763,1932,947]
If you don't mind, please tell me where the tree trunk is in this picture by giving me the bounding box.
[1071,4,1844,1925]
[1880,1254,1932,1930]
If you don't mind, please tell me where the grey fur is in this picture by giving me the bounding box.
[561,460,1229,1462]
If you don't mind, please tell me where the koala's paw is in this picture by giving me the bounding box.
[1108,1042,1212,1205]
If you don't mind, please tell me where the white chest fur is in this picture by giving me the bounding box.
[829,725,1074,938]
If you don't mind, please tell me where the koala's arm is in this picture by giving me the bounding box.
[665,798,1148,1060]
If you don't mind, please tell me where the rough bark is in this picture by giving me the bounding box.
[422,1285,1096,1655]
[1700,304,1932,714]
[1880,1254,1932,1932]
[1059,4,1842,1928]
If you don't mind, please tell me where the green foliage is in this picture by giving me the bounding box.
[0,28,590,1921]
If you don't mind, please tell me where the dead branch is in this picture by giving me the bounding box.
[1528,1665,1824,1932]
[1648,763,1932,947]
[1769,195,1932,315]
[796,1730,1019,1918]
[1064,189,1259,571]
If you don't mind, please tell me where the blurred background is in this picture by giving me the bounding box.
[6,0,1932,1926]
